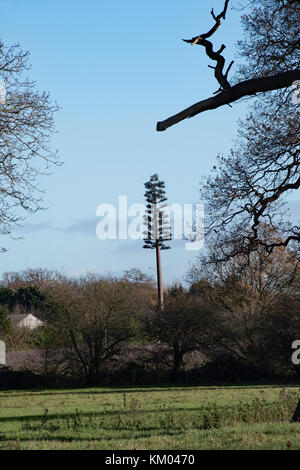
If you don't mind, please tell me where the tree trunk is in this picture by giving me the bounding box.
[156,244,164,310]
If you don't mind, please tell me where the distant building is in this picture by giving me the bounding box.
[10,313,44,330]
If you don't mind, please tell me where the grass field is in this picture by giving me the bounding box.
[0,385,300,450]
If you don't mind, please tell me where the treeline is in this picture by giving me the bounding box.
[0,238,300,386]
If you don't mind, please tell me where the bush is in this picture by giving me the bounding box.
[0,306,12,339]
[198,355,267,384]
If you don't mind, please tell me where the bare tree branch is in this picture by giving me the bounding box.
[0,41,60,245]
[183,0,231,91]
[157,69,299,131]
[157,0,300,132]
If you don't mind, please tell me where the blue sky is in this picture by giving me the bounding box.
[0,0,298,285]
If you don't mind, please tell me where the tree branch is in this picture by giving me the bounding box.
[182,0,231,91]
[157,69,300,131]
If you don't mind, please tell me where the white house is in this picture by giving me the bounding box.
[10,313,44,330]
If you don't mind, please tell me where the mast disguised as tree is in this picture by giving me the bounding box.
[143,174,171,310]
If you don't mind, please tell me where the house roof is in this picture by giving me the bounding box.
[9,313,44,328]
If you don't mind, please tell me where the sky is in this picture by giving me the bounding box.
[0,0,298,285]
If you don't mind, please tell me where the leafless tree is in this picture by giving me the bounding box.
[199,88,299,258]
[2,268,63,289]
[51,276,140,384]
[145,286,219,381]
[186,229,300,373]
[0,42,59,248]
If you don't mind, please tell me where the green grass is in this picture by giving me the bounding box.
[0,385,300,450]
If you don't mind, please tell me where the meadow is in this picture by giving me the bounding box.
[0,385,300,450]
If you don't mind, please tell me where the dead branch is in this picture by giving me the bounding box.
[157,69,300,131]
[183,0,231,90]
